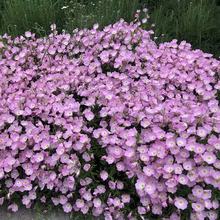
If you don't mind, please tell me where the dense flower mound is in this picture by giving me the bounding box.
[0,20,220,220]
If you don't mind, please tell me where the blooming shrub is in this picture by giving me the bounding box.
[0,19,220,220]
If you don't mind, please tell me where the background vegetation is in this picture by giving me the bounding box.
[0,0,219,56]
[144,0,220,57]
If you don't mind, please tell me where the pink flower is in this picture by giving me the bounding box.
[197,127,208,138]
[82,192,92,201]
[41,140,50,150]
[202,152,216,164]
[192,202,205,212]
[109,146,123,158]
[192,185,204,198]
[135,179,146,191]
[166,138,176,148]
[100,170,108,181]
[84,110,94,121]
[0,19,220,220]
[170,213,181,220]
[59,195,68,205]
[48,47,56,55]
[163,164,174,173]
[207,211,218,220]
[79,135,89,144]
[25,31,32,38]
[34,153,44,163]
[8,203,18,212]
[183,160,193,171]
[140,119,150,128]
[63,203,72,213]
[116,181,124,190]
[6,156,16,166]
[138,206,146,215]
[124,148,135,158]
[178,175,188,185]
[152,204,162,215]
[75,199,85,209]
[81,205,89,214]
[145,182,156,195]
[93,198,102,208]
[194,144,205,154]
[83,163,91,171]
[108,181,116,190]
[174,197,188,210]
[121,194,130,203]
[22,195,31,206]
[56,145,65,155]
[176,137,186,147]
[125,137,136,147]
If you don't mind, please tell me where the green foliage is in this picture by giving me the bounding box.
[63,0,139,31]
[0,0,219,57]
[0,0,65,37]
[145,0,220,57]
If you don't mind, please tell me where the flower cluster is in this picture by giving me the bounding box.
[0,19,220,220]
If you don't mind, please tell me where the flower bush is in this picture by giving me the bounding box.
[0,18,220,220]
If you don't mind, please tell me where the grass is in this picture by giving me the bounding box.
[63,0,140,31]
[0,0,139,36]
[0,0,219,56]
[0,0,65,36]
[144,0,220,57]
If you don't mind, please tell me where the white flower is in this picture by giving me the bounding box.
[61,5,69,10]
[50,24,56,31]
[93,23,99,30]
[142,18,148,24]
